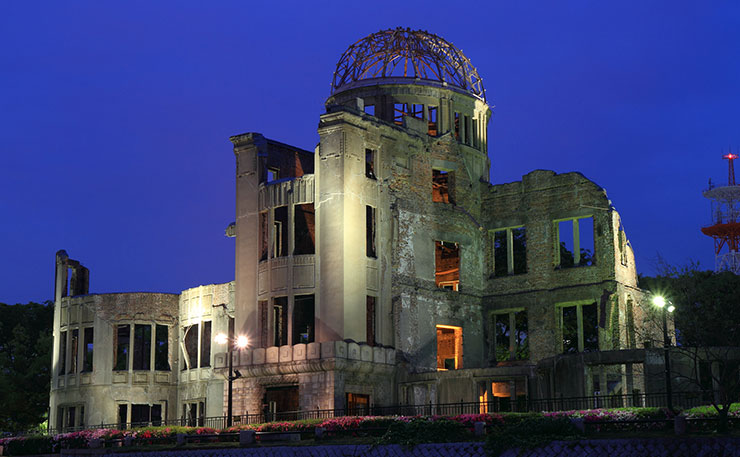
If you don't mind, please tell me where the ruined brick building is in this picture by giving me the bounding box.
[50,29,664,430]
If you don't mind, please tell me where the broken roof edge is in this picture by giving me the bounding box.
[229,132,314,155]
[487,169,608,197]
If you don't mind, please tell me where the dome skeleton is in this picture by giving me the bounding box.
[332,28,485,101]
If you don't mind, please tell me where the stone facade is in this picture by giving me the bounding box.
[49,29,687,430]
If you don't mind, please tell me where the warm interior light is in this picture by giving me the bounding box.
[215,333,228,345]
[236,335,248,349]
[652,296,665,308]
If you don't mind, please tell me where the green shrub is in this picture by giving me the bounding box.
[378,418,471,446]
[6,435,55,456]
[485,416,582,457]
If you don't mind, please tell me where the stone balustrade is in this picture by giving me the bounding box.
[214,341,395,371]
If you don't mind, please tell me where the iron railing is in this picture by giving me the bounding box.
[43,390,731,436]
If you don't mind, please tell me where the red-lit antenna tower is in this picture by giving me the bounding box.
[701,150,740,274]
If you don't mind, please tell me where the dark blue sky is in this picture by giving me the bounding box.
[2,1,739,305]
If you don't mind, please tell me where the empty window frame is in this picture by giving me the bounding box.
[618,222,628,266]
[464,115,471,145]
[59,330,67,375]
[259,212,268,261]
[492,310,529,362]
[366,205,377,258]
[259,300,268,347]
[559,302,598,353]
[292,295,315,344]
[365,148,376,179]
[200,321,211,368]
[133,324,151,370]
[393,103,406,125]
[69,329,78,374]
[294,203,315,255]
[364,104,375,116]
[491,227,527,277]
[436,325,463,370]
[435,241,460,291]
[131,404,162,427]
[272,206,288,258]
[266,167,279,183]
[427,106,438,136]
[114,325,129,371]
[555,216,595,268]
[409,103,424,119]
[82,327,93,372]
[432,169,452,203]
[366,296,376,346]
[182,324,198,370]
[472,118,479,149]
[273,297,288,346]
[155,324,169,371]
[454,112,460,140]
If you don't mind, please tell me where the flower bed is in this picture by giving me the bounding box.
[3,405,738,455]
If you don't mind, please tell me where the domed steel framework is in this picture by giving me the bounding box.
[331,28,485,101]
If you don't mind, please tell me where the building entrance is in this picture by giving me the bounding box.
[263,385,299,421]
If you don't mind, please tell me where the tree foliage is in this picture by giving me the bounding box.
[639,265,740,432]
[0,301,54,432]
[639,265,740,348]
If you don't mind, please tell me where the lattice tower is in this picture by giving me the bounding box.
[701,151,740,274]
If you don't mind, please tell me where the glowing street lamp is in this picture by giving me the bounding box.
[651,295,675,412]
[216,332,248,427]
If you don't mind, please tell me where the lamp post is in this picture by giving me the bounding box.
[215,333,248,427]
[652,296,675,412]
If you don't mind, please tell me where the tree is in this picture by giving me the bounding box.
[640,265,740,432]
[0,302,54,433]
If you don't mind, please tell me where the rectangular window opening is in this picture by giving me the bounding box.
[432,169,452,203]
[82,327,93,372]
[409,103,424,119]
[366,296,376,346]
[582,303,598,352]
[494,314,510,362]
[560,302,598,353]
[427,106,438,136]
[266,167,279,183]
[464,115,471,145]
[118,404,128,429]
[366,205,377,258]
[183,325,198,370]
[364,104,375,116]
[155,325,170,371]
[435,241,460,291]
[114,325,129,371]
[473,119,479,149]
[273,206,288,258]
[436,325,463,370]
[394,103,407,125]
[273,297,288,346]
[454,112,460,140]
[200,321,211,368]
[562,305,579,353]
[69,329,78,374]
[133,324,151,371]
[259,212,268,261]
[492,227,527,277]
[365,148,376,179]
[557,217,595,268]
[292,295,315,344]
[259,300,268,347]
[59,330,67,375]
[294,203,315,255]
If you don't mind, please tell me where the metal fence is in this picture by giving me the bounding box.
[44,391,730,436]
